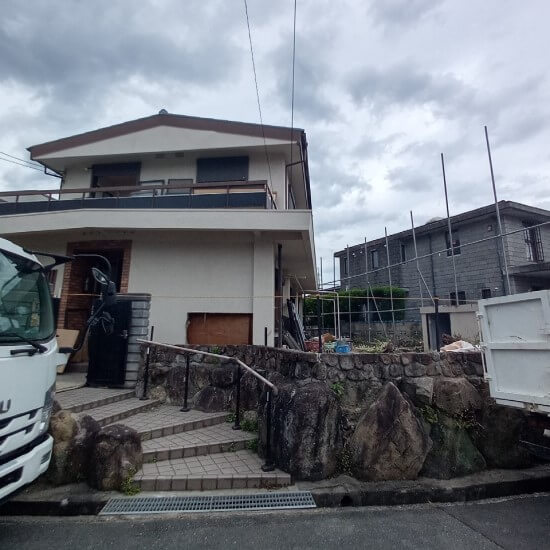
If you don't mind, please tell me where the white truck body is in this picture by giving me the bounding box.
[478,290,550,415]
[0,238,57,502]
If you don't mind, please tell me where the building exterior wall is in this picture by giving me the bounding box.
[336,213,532,322]
[127,231,275,345]
[8,229,277,346]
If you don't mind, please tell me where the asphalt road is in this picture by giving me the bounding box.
[1,494,549,549]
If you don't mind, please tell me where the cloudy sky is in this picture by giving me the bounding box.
[1,0,549,282]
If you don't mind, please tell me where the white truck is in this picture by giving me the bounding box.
[0,238,115,502]
[478,290,550,458]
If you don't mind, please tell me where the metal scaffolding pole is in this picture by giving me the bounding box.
[346,244,351,339]
[364,237,371,343]
[410,211,424,307]
[384,227,396,341]
[332,255,336,291]
[440,153,460,304]
[484,125,511,295]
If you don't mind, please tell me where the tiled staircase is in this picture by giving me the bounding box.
[55,387,291,491]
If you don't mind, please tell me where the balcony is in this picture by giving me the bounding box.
[0,180,277,215]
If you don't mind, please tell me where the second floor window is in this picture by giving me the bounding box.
[341,257,348,277]
[445,231,461,256]
[370,249,380,269]
[523,222,544,263]
[400,243,406,263]
[92,162,140,196]
[196,156,249,183]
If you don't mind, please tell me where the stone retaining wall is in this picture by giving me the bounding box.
[138,344,536,483]
[138,344,486,410]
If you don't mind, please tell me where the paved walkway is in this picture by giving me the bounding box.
[55,386,290,491]
[1,494,548,549]
[55,372,86,392]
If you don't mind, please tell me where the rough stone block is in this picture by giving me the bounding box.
[404,362,427,377]
[339,355,354,371]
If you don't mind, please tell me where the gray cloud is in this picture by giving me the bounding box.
[368,0,443,28]
[1,0,550,276]
[347,63,475,118]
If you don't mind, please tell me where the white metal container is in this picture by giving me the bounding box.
[478,290,550,415]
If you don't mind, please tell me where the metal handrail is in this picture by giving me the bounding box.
[137,339,277,394]
[137,339,278,472]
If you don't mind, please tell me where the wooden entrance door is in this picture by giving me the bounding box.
[187,313,252,345]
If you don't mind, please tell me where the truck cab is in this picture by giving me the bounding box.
[0,238,57,502]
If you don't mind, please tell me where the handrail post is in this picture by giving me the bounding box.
[261,389,275,472]
[180,354,191,412]
[233,365,241,430]
[140,326,154,400]
[317,295,322,353]
[434,297,441,351]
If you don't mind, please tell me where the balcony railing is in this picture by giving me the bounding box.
[0,180,277,215]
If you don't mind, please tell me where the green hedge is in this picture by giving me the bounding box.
[304,287,406,328]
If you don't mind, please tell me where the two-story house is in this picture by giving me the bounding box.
[0,111,316,351]
[335,201,550,321]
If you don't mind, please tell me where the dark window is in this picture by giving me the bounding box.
[523,221,544,262]
[370,250,380,269]
[445,231,461,256]
[341,257,348,276]
[481,288,492,299]
[400,243,406,263]
[91,162,141,196]
[196,156,249,183]
[450,291,466,305]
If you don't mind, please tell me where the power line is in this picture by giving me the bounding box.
[243,0,273,190]
[0,151,41,168]
[289,0,297,165]
[0,156,43,172]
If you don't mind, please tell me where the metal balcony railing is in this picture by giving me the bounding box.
[0,180,277,215]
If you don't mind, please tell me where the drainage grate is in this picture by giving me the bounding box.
[100,492,316,515]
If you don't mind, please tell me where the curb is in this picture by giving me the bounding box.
[298,465,550,508]
[2,466,550,516]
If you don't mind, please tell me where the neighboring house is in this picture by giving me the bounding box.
[335,201,550,321]
[0,111,316,350]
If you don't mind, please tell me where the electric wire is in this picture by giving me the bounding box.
[0,151,42,168]
[0,155,43,172]
[243,0,273,190]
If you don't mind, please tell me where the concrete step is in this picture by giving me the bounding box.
[142,423,256,461]
[56,387,136,413]
[134,450,291,491]
[84,398,161,427]
[108,406,230,441]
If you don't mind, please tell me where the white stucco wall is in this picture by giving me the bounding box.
[128,231,275,345]
[36,126,291,160]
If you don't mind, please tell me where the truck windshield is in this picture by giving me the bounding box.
[0,250,54,345]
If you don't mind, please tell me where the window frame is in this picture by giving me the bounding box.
[445,231,461,256]
[522,221,544,263]
[370,249,380,269]
[450,290,466,305]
